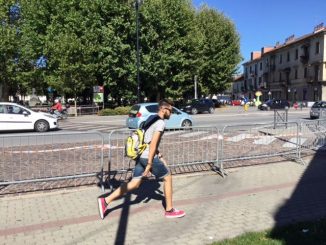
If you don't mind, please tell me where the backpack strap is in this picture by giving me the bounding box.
[142,115,161,131]
[142,115,162,144]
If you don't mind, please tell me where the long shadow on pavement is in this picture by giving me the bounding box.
[101,179,165,245]
[270,149,326,243]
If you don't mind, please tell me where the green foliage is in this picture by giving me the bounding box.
[98,106,131,116]
[0,0,242,102]
[141,0,198,101]
[0,0,22,101]
[196,6,242,94]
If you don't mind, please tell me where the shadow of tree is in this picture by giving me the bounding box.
[270,150,326,243]
[99,178,165,244]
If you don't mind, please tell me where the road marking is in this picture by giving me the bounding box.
[199,134,221,140]
[180,131,209,138]
[254,136,276,145]
[226,134,253,142]
[4,144,123,154]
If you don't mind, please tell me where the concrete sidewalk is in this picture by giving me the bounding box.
[1,152,326,245]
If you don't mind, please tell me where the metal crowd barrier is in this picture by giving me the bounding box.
[107,126,222,181]
[2,120,326,193]
[67,106,100,116]
[300,119,326,152]
[219,122,303,169]
[0,132,105,191]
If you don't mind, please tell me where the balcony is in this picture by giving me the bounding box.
[279,80,291,87]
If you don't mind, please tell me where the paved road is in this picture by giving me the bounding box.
[57,107,310,132]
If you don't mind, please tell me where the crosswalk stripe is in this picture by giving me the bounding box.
[226,134,252,142]
[58,122,123,132]
[180,131,208,138]
[283,138,307,148]
[254,136,276,145]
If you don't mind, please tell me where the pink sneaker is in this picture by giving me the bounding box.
[165,208,186,218]
[98,197,108,219]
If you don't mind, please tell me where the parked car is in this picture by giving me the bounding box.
[310,101,326,119]
[231,99,242,106]
[0,102,58,132]
[212,99,221,108]
[216,96,231,105]
[258,99,290,110]
[180,99,215,114]
[126,103,193,129]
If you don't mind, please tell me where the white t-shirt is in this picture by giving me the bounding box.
[140,118,165,158]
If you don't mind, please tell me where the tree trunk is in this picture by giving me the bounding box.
[0,81,10,102]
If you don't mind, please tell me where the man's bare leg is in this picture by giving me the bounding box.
[163,174,173,211]
[105,179,142,204]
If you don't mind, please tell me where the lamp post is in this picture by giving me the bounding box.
[135,0,142,103]
[268,91,271,100]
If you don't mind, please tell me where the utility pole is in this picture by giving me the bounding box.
[194,75,198,99]
[136,0,141,103]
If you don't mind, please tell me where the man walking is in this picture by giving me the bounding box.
[98,99,185,219]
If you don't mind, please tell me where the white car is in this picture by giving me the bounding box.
[0,102,58,132]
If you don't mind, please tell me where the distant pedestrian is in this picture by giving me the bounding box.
[97,99,186,219]
[293,102,298,110]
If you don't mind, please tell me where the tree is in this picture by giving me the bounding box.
[140,0,199,101]
[0,1,22,101]
[99,0,137,104]
[196,6,242,95]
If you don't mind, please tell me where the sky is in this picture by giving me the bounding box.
[192,0,326,68]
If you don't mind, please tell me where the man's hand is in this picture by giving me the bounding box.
[142,164,152,177]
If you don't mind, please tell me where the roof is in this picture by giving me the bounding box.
[243,27,326,65]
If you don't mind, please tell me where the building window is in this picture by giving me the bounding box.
[295,49,298,60]
[287,52,290,62]
[295,69,298,79]
[279,72,282,81]
[315,42,320,54]
[260,62,262,70]
[279,54,283,64]
[304,67,308,78]
[314,65,320,81]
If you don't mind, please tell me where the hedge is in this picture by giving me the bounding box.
[98,106,131,116]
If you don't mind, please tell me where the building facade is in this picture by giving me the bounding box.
[241,24,326,103]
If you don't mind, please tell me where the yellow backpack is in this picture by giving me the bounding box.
[125,115,160,160]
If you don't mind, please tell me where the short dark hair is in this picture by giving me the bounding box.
[159,98,174,107]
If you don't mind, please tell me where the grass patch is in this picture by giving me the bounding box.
[213,218,326,245]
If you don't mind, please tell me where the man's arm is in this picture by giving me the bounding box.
[142,131,162,177]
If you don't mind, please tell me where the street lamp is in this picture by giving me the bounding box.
[268,91,271,100]
[135,0,143,103]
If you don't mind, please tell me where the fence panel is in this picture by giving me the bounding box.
[0,132,104,190]
[220,122,301,168]
[107,126,221,178]
[300,119,326,151]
